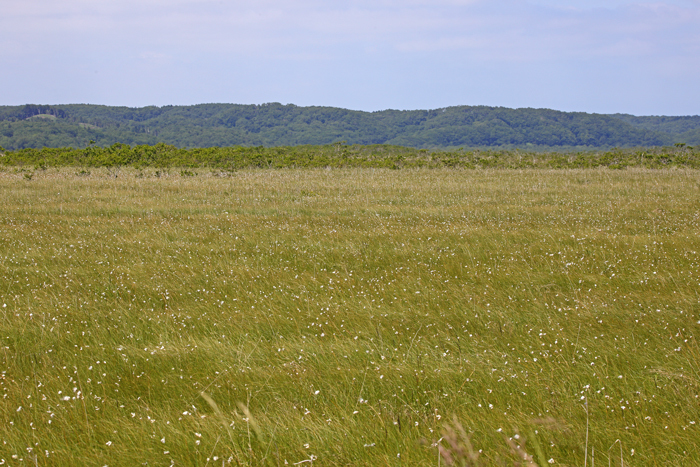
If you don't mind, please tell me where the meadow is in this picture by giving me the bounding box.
[0,167,698,466]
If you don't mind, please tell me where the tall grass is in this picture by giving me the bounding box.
[0,167,698,465]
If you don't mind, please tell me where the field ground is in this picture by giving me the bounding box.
[0,167,699,466]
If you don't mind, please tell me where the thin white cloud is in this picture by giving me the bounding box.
[390,1,700,62]
[3,0,698,58]
[1,0,699,113]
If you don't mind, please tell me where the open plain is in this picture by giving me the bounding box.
[1,168,699,465]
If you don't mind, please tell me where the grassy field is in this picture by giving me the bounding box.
[0,167,699,466]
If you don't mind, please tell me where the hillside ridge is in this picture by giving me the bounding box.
[1,103,699,149]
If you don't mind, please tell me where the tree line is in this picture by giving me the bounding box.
[1,103,699,150]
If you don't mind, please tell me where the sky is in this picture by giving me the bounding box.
[1,0,699,115]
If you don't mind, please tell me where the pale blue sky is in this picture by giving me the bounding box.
[2,0,699,115]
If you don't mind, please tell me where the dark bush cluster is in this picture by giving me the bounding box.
[2,143,698,170]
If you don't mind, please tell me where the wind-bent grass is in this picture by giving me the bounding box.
[1,167,699,465]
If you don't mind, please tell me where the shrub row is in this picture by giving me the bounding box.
[1,143,698,170]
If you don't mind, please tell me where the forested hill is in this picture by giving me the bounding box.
[1,103,699,150]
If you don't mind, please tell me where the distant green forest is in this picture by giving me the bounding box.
[1,103,699,150]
